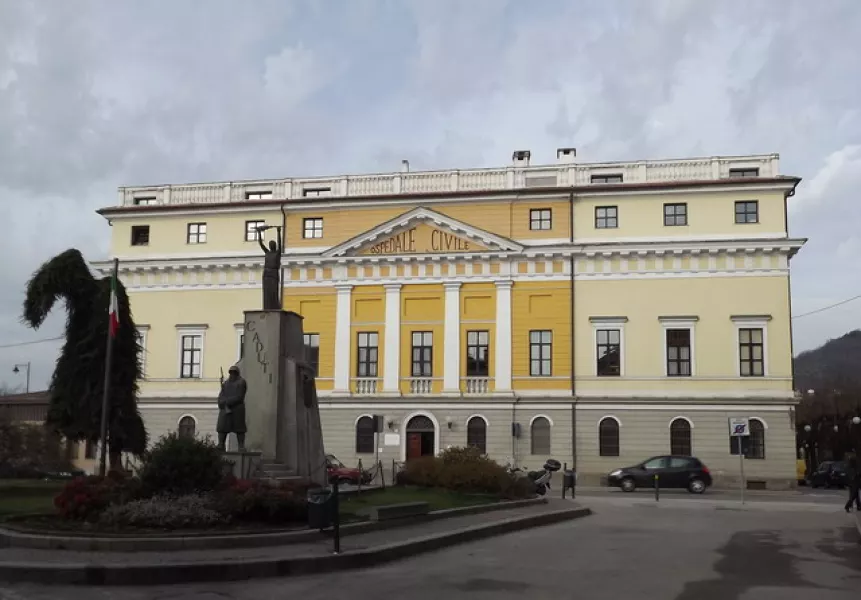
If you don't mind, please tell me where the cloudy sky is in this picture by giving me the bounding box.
[1,0,860,391]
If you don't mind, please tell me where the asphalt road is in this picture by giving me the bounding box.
[572,484,850,505]
[1,496,859,600]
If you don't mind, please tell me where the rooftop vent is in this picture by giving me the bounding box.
[556,147,577,164]
[512,150,531,167]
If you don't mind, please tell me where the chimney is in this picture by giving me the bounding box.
[512,150,531,167]
[401,159,410,173]
[556,147,577,164]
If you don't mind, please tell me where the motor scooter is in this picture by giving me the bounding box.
[509,458,562,496]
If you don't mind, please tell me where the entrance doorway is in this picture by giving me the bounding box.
[405,415,436,460]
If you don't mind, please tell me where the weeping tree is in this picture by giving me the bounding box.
[22,249,147,470]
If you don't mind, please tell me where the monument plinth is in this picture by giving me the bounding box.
[238,310,327,486]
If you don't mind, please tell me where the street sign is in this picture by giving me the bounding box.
[729,417,750,437]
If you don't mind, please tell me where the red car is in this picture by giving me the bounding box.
[326,454,372,485]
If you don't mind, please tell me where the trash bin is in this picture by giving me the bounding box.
[307,487,336,530]
[563,469,577,490]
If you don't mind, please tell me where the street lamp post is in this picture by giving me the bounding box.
[12,362,30,394]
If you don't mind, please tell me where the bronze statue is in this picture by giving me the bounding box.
[257,225,282,310]
[217,365,247,451]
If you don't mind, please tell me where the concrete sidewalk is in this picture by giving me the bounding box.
[0,500,590,586]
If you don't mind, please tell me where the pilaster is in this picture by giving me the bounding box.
[494,280,513,392]
[443,282,462,394]
[333,284,352,392]
[383,284,402,394]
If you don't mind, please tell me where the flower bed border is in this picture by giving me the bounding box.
[0,497,547,552]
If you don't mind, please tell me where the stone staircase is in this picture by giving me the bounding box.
[258,460,303,483]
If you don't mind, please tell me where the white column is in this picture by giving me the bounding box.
[494,281,513,392]
[443,282,462,394]
[383,284,402,394]
[333,284,352,392]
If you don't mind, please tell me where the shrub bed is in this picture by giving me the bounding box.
[398,447,533,499]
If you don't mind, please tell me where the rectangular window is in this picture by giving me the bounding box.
[529,209,552,231]
[663,203,688,226]
[186,222,207,244]
[303,217,324,239]
[84,440,97,460]
[133,197,157,206]
[591,173,624,184]
[596,329,621,376]
[136,327,148,378]
[131,225,150,246]
[595,206,618,229]
[245,220,265,242]
[304,333,320,375]
[180,334,202,378]
[245,191,273,200]
[529,330,552,376]
[238,334,245,359]
[356,332,379,377]
[735,201,759,224]
[303,187,332,197]
[411,331,433,377]
[466,330,490,376]
[729,168,759,178]
[739,328,764,377]
[666,329,692,377]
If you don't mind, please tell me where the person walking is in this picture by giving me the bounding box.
[845,455,861,513]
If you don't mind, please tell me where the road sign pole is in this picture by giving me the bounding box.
[739,450,745,505]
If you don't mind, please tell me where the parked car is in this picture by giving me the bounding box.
[325,454,372,485]
[607,455,713,494]
[807,461,848,489]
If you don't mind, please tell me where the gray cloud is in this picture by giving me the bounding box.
[2,0,860,390]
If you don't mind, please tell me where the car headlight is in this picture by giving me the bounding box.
[609,469,622,477]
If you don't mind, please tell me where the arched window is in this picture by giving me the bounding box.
[466,417,487,453]
[355,416,376,454]
[748,419,765,459]
[530,416,551,455]
[178,416,196,439]
[598,418,620,457]
[670,418,692,456]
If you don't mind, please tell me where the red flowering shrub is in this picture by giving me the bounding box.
[54,472,142,521]
[215,478,316,524]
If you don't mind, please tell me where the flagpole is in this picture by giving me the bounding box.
[98,257,119,477]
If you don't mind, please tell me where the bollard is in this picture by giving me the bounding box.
[379,459,386,490]
[562,462,567,499]
[357,458,363,493]
[333,479,341,554]
[654,474,660,502]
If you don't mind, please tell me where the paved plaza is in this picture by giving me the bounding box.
[1,494,859,600]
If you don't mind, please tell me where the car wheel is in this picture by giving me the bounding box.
[620,477,636,493]
[688,478,706,494]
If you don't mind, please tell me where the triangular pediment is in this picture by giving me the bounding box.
[323,207,524,257]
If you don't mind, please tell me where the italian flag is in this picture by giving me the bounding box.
[108,271,119,337]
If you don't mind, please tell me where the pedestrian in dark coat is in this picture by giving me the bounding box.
[845,455,861,513]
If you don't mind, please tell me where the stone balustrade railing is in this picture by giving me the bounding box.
[117,154,781,207]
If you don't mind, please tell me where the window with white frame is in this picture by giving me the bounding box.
[136,325,150,378]
[303,217,324,239]
[732,316,769,377]
[186,222,207,244]
[304,333,320,375]
[177,326,206,379]
[595,206,618,228]
[245,220,265,242]
[660,317,697,378]
[591,317,626,377]
[246,191,273,200]
[529,209,552,231]
[235,325,244,362]
[529,330,552,376]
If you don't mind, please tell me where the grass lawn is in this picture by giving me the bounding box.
[338,485,496,520]
[0,480,64,519]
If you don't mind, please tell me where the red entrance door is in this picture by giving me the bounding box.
[407,433,422,461]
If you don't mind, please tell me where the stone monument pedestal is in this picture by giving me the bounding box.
[237,310,327,487]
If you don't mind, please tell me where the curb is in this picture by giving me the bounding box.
[0,506,590,586]
[0,497,547,552]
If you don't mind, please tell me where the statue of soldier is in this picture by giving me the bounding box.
[257,226,282,310]
[217,365,247,452]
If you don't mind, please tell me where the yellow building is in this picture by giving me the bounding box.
[95,149,804,489]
